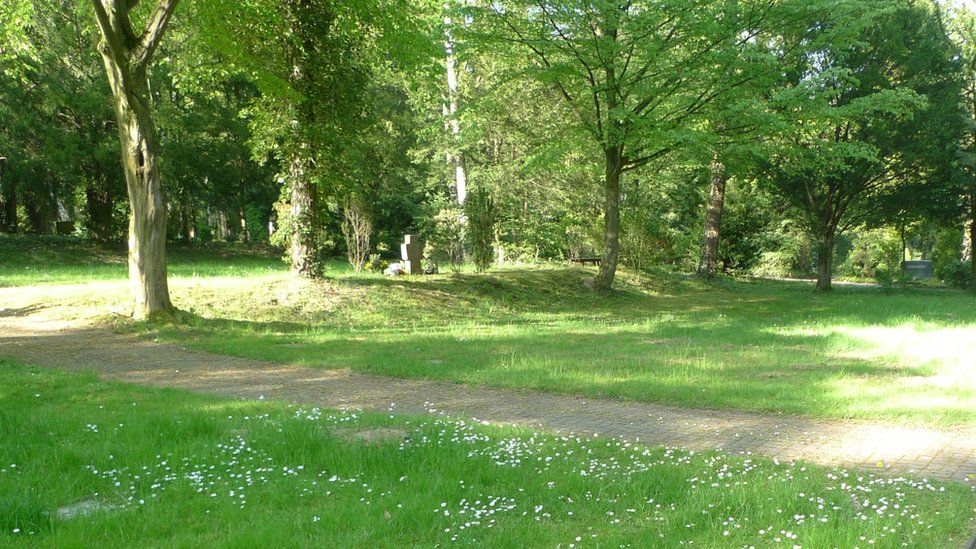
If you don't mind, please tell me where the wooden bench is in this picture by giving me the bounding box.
[570,257,602,266]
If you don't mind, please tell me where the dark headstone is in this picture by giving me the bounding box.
[55,220,74,235]
[400,234,422,275]
[903,260,934,280]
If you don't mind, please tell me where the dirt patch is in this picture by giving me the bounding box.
[334,427,408,445]
[56,499,120,520]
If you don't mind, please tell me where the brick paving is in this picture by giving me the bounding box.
[2,313,974,484]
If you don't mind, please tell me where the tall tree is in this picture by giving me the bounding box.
[762,0,961,291]
[199,0,434,277]
[475,0,794,290]
[89,0,179,317]
[698,152,728,276]
[949,4,976,287]
[443,1,469,206]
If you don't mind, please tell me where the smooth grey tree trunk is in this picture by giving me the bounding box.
[697,155,727,277]
[443,2,468,206]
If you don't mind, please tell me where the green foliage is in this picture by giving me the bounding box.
[840,228,903,279]
[933,227,964,271]
[750,221,816,279]
[464,188,496,272]
[424,207,465,274]
[936,260,973,289]
[718,180,778,273]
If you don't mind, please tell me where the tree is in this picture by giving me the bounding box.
[949,4,976,287]
[443,1,469,206]
[762,0,961,291]
[697,155,730,277]
[199,0,434,277]
[474,0,797,290]
[89,0,179,317]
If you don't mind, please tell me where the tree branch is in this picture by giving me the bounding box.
[132,0,180,68]
[90,0,128,62]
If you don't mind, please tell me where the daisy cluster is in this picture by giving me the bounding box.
[60,406,972,547]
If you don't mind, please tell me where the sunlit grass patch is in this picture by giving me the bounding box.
[1,361,973,547]
[5,236,976,426]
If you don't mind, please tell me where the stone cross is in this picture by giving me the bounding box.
[400,234,423,275]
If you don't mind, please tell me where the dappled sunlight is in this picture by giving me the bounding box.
[825,324,976,393]
[835,323,976,367]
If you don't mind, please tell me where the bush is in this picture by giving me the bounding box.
[425,207,465,274]
[750,221,815,278]
[936,260,972,289]
[245,203,270,243]
[341,197,372,272]
[464,189,496,272]
[933,228,964,274]
[840,227,902,280]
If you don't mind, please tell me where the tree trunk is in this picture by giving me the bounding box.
[900,223,907,276]
[697,155,727,277]
[91,0,179,318]
[239,205,249,243]
[443,4,467,206]
[970,194,976,288]
[23,191,52,234]
[815,232,835,292]
[218,211,230,240]
[594,147,623,291]
[289,155,317,277]
[0,169,16,233]
[85,177,115,242]
[180,195,193,242]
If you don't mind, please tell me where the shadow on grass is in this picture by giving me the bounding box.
[153,301,976,423]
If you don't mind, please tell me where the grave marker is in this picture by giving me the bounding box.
[401,234,422,275]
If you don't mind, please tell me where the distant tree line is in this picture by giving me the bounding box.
[2,0,976,315]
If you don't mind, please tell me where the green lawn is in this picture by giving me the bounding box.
[1,360,973,547]
[0,236,286,286]
[3,237,976,426]
[145,268,976,427]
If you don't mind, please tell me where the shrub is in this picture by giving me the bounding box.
[425,207,465,274]
[750,221,815,278]
[936,260,972,289]
[464,189,496,272]
[340,197,372,272]
[840,227,902,279]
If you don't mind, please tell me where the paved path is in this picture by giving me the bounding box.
[1,311,975,484]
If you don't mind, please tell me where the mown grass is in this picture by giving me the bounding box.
[143,268,976,427]
[0,236,286,286]
[3,236,976,426]
[1,360,973,547]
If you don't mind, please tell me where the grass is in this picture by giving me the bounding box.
[3,236,976,426]
[1,359,973,547]
[0,236,286,286]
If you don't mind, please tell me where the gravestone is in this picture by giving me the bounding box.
[55,220,74,235]
[903,260,934,280]
[400,234,422,275]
